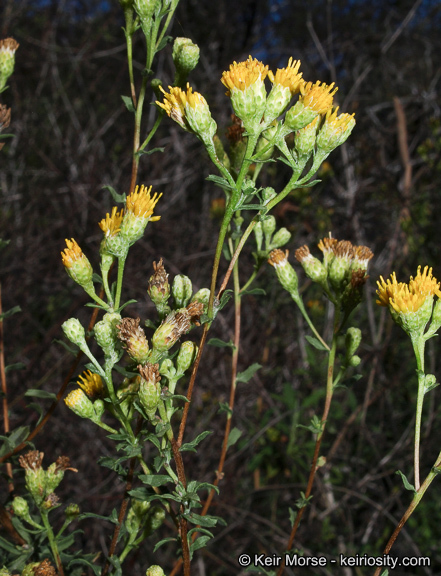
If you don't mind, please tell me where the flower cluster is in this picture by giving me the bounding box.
[158,55,355,154]
[376,266,441,338]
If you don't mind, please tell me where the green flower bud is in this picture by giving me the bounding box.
[191,288,210,310]
[138,364,162,420]
[294,116,320,157]
[65,503,80,522]
[62,318,86,349]
[95,312,122,358]
[262,216,276,248]
[172,274,192,308]
[253,221,263,252]
[0,567,12,576]
[21,563,41,576]
[146,565,166,576]
[345,327,362,359]
[173,37,200,87]
[270,228,291,249]
[349,355,361,367]
[93,399,105,419]
[176,341,198,374]
[0,38,19,92]
[144,505,166,535]
[159,359,176,379]
[11,496,30,520]
[262,187,276,204]
[100,233,129,260]
[133,0,160,25]
[268,249,299,298]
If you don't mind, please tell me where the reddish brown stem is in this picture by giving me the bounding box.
[0,285,14,490]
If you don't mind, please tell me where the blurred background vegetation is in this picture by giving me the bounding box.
[2,0,441,574]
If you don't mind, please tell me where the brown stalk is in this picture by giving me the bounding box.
[0,284,14,490]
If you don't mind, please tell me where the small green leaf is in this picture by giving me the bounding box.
[153,536,175,552]
[206,174,233,191]
[139,474,173,487]
[240,288,266,297]
[305,335,328,351]
[218,402,233,416]
[25,389,57,401]
[395,470,416,493]
[156,35,172,52]
[135,146,164,157]
[189,535,211,558]
[0,305,21,321]
[5,362,25,373]
[207,338,235,350]
[121,95,135,113]
[288,507,297,526]
[183,512,220,527]
[180,431,212,452]
[102,184,126,204]
[295,491,313,509]
[226,427,242,450]
[236,363,261,383]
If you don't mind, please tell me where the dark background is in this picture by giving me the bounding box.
[2,0,441,574]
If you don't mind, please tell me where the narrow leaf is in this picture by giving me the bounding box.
[236,363,261,383]
[305,335,328,351]
[121,95,135,113]
[226,427,242,450]
[102,184,126,204]
[180,430,212,452]
[207,338,235,350]
[395,469,416,493]
[24,389,57,401]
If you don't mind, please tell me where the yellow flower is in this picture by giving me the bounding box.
[376,267,441,314]
[157,85,188,130]
[64,389,95,420]
[120,185,161,245]
[267,58,303,95]
[221,56,269,93]
[77,370,104,399]
[157,85,217,141]
[61,238,83,268]
[221,56,269,132]
[61,239,95,292]
[126,184,161,221]
[98,206,124,238]
[284,81,337,132]
[299,81,337,114]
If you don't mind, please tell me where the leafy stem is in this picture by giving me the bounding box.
[40,509,65,576]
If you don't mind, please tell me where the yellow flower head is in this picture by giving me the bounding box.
[126,185,161,221]
[99,206,124,238]
[61,238,83,268]
[268,58,303,95]
[300,81,337,114]
[221,56,269,93]
[65,389,96,420]
[158,84,217,141]
[77,370,104,399]
[376,267,441,314]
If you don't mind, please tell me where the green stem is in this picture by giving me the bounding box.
[138,111,164,154]
[41,510,65,576]
[123,8,137,107]
[411,334,425,491]
[100,266,114,306]
[292,295,330,352]
[114,254,127,310]
[86,289,109,310]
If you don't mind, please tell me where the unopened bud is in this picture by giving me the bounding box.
[268,249,299,297]
[173,37,200,87]
[62,318,86,350]
[138,364,162,420]
[146,566,166,576]
[172,274,192,308]
[295,245,327,284]
[270,227,291,249]
[176,341,198,374]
